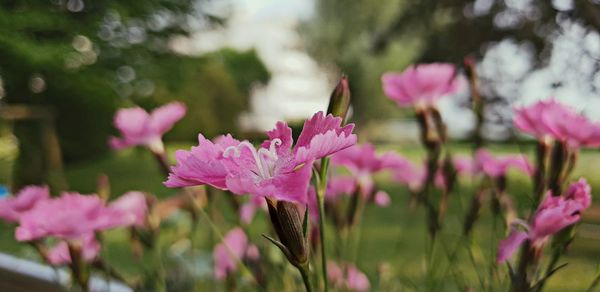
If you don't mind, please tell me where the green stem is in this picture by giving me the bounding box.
[298,264,314,292]
[193,196,260,287]
[585,269,600,292]
[153,232,166,292]
[316,157,330,292]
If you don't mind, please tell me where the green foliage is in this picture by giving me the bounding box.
[302,0,422,124]
[0,1,270,189]
[0,1,196,167]
[131,49,270,141]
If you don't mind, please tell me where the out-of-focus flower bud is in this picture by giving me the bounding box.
[327,75,351,123]
[463,190,487,236]
[96,174,110,202]
[429,107,447,143]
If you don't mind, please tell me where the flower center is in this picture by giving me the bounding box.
[223,139,282,179]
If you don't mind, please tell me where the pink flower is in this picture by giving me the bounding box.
[239,196,267,225]
[382,153,425,190]
[331,144,398,196]
[565,178,592,209]
[514,99,600,149]
[213,228,259,280]
[166,111,357,204]
[109,102,187,153]
[474,149,533,178]
[46,233,101,266]
[15,193,126,241]
[453,157,477,175]
[0,185,49,223]
[497,179,592,263]
[327,261,370,291]
[373,191,391,207]
[451,151,532,179]
[108,191,148,227]
[382,63,464,108]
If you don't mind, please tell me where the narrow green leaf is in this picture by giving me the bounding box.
[303,205,309,238]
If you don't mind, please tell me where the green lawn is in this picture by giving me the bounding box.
[0,142,599,291]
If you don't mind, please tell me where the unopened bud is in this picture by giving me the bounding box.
[266,199,308,267]
[327,75,351,122]
[96,174,110,202]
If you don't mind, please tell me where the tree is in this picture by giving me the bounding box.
[0,1,269,189]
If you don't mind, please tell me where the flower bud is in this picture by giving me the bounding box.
[96,174,110,202]
[327,75,351,122]
[266,199,308,267]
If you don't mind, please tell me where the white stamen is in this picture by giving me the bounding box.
[222,139,282,179]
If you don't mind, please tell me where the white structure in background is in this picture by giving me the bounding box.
[171,0,331,132]
[441,20,600,140]
[520,21,600,118]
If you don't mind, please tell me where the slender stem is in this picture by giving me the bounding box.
[316,157,330,292]
[193,196,260,287]
[152,232,166,292]
[298,264,314,292]
[513,241,532,292]
[585,269,600,292]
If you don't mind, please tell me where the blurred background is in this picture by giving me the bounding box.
[0,0,600,290]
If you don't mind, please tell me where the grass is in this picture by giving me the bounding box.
[0,142,599,291]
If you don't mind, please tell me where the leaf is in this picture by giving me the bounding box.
[262,234,292,261]
[507,262,516,283]
[531,263,569,291]
[302,205,309,238]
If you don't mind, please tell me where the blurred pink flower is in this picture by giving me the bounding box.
[382,153,425,190]
[453,157,477,175]
[449,151,533,178]
[373,191,391,207]
[239,196,267,225]
[474,149,533,178]
[565,178,592,209]
[327,261,370,291]
[307,174,391,225]
[15,193,126,241]
[109,102,187,153]
[382,63,465,108]
[46,233,101,266]
[213,228,259,280]
[0,185,49,223]
[514,99,600,149]
[331,144,399,197]
[108,191,148,227]
[497,179,592,263]
[166,111,357,204]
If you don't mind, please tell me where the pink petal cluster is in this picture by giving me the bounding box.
[497,178,592,263]
[385,155,448,190]
[306,175,391,223]
[166,111,357,204]
[0,186,49,222]
[381,153,425,190]
[513,99,600,149]
[239,196,267,225]
[110,102,187,153]
[46,233,101,266]
[328,261,370,291]
[382,63,465,108]
[331,144,398,197]
[108,191,148,227]
[213,228,259,280]
[16,192,148,241]
[449,150,533,178]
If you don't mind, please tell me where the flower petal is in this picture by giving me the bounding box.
[497,231,529,263]
[148,102,187,135]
